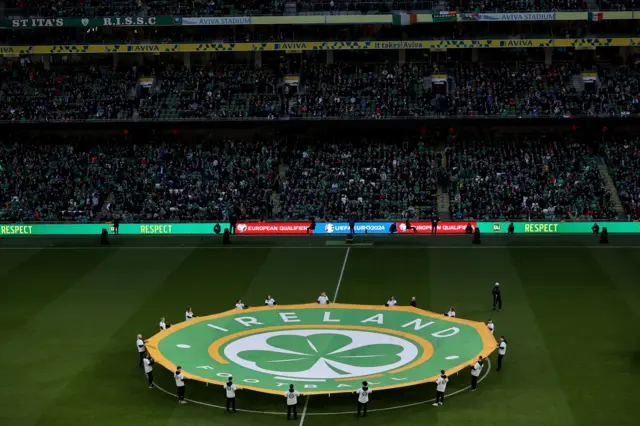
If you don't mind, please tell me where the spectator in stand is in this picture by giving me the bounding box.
[0,137,282,223]
[10,0,629,17]
[449,63,589,118]
[165,65,282,120]
[447,138,616,220]
[0,134,632,223]
[0,62,139,122]
[279,139,439,220]
[604,139,640,219]
[291,63,431,119]
[5,0,289,17]
[102,140,282,222]
[0,142,110,221]
[445,0,588,12]
[2,62,640,122]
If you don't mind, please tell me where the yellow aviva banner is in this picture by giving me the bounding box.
[2,38,640,54]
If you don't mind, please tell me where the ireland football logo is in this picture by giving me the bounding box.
[227,329,418,379]
[145,304,496,395]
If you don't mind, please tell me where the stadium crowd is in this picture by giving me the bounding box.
[102,140,283,222]
[5,0,285,17]
[0,142,110,222]
[445,0,590,12]
[0,63,139,122]
[0,139,283,222]
[604,139,640,219]
[160,65,282,120]
[0,135,631,223]
[289,63,429,119]
[279,140,439,220]
[449,63,640,118]
[3,62,640,121]
[5,0,632,17]
[446,139,616,220]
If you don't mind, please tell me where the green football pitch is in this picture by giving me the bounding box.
[0,234,638,426]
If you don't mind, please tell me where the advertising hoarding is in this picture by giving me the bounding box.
[234,222,311,235]
[477,222,640,233]
[3,221,639,236]
[314,222,391,234]
[0,223,230,235]
[396,221,475,234]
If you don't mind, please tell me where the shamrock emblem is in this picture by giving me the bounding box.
[236,332,405,377]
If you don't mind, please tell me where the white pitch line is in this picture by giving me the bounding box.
[151,383,282,415]
[150,358,492,416]
[332,247,351,303]
[299,247,351,426]
[307,358,493,415]
[273,377,327,382]
[298,394,311,425]
[3,245,640,250]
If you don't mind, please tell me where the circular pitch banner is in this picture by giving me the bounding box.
[145,304,496,395]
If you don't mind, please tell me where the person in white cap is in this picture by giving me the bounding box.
[487,319,495,334]
[492,282,502,311]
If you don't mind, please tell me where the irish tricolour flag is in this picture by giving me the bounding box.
[590,12,604,22]
[392,13,417,26]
